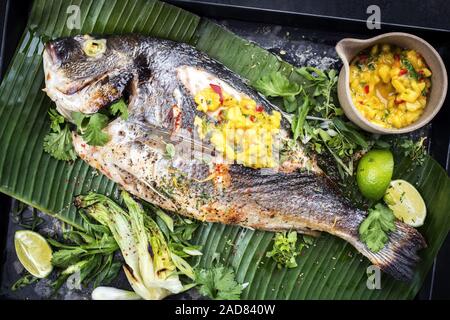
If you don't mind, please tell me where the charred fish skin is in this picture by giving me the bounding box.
[44,34,426,281]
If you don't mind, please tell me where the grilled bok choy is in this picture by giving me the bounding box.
[75,191,196,300]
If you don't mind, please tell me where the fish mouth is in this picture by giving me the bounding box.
[43,44,107,96]
[44,42,60,67]
[43,50,101,117]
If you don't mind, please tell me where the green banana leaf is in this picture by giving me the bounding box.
[0,0,449,300]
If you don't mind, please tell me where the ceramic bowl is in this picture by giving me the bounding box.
[335,32,448,134]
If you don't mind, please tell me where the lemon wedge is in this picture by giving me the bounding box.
[384,179,426,227]
[14,230,53,278]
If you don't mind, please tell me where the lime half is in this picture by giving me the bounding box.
[384,179,427,227]
[14,230,53,278]
[356,149,394,200]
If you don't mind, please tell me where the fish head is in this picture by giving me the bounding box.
[43,35,133,118]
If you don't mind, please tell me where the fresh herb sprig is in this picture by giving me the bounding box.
[266,231,304,269]
[195,265,246,300]
[72,99,129,147]
[110,99,129,120]
[43,109,77,161]
[44,99,129,161]
[72,112,111,146]
[396,137,427,166]
[359,203,396,252]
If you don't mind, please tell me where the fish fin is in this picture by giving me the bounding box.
[360,222,427,281]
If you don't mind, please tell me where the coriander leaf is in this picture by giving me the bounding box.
[266,231,302,269]
[110,99,129,120]
[81,113,110,146]
[43,125,78,161]
[72,112,89,129]
[48,108,65,132]
[359,203,396,252]
[195,265,244,300]
[253,72,301,97]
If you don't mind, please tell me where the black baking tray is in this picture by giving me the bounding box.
[0,0,449,299]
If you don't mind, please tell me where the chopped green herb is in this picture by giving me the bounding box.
[401,58,419,80]
[266,231,302,269]
[397,137,427,166]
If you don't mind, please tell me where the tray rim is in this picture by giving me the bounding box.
[0,0,449,300]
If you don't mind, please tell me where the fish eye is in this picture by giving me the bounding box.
[82,38,107,57]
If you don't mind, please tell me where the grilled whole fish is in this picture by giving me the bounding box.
[43,34,426,280]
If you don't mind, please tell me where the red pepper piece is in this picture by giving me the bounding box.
[399,69,407,76]
[359,54,368,63]
[255,105,264,112]
[210,83,224,105]
[249,115,256,122]
[364,85,370,94]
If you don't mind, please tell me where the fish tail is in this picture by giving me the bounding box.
[359,222,427,281]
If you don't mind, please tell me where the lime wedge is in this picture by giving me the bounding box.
[384,179,427,227]
[14,230,53,278]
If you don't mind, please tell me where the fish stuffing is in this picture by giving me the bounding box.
[43,34,426,281]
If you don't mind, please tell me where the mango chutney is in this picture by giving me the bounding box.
[349,44,432,129]
[194,84,281,169]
